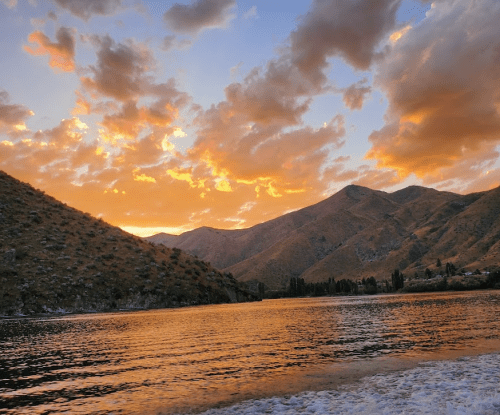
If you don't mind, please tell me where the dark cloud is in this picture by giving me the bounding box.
[367,0,500,179]
[80,36,154,101]
[224,63,314,126]
[290,0,401,86]
[341,79,372,110]
[163,0,236,35]
[52,0,123,21]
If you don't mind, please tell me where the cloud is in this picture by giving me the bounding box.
[52,0,123,21]
[190,104,345,197]
[420,142,500,193]
[160,35,192,51]
[0,116,104,185]
[33,117,88,146]
[24,27,75,72]
[163,0,236,35]
[229,61,243,79]
[289,0,401,86]
[341,79,372,110]
[99,99,180,142]
[80,36,155,101]
[322,158,402,190]
[1,0,17,9]
[175,0,404,204]
[0,90,34,134]
[243,5,258,20]
[367,0,500,179]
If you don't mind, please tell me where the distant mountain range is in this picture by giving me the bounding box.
[146,185,500,290]
[0,171,257,316]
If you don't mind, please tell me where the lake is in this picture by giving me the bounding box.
[1,291,499,414]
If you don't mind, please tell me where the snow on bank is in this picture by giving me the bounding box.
[200,354,500,415]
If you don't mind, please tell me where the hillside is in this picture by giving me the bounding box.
[0,171,258,316]
[147,185,500,290]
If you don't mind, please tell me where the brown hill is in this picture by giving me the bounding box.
[0,171,258,316]
[147,185,500,290]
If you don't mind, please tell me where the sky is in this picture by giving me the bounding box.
[1,0,500,237]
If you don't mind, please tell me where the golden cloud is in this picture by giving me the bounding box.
[215,179,232,192]
[367,1,500,183]
[24,27,75,72]
[133,170,157,183]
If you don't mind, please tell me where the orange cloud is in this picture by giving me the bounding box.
[72,91,91,115]
[133,168,157,183]
[33,117,88,147]
[0,90,34,135]
[24,27,75,72]
[367,1,500,182]
[215,179,232,192]
[76,37,189,151]
[389,25,411,44]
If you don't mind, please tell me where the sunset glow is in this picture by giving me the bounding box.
[1,0,500,236]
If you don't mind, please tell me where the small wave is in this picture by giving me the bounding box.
[199,354,500,415]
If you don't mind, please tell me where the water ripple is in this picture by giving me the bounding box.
[1,291,499,414]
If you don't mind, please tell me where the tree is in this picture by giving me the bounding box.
[328,277,336,295]
[364,276,378,294]
[436,258,442,268]
[391,269,404,291]
[258,282,265,299]
[425,268,432,279]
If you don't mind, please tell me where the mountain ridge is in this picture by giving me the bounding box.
[147,184,500,290]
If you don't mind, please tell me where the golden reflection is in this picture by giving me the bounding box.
[1,292,499,414]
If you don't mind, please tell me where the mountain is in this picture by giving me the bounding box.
[0,171,258,316]
[147,185,500,290]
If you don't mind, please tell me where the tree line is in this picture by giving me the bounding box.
[264,266,500,299]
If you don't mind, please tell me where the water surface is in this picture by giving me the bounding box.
[1,291,499,414]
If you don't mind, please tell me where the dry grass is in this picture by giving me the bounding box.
[0,171,257,316]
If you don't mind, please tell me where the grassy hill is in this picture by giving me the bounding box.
[0,171,258,316]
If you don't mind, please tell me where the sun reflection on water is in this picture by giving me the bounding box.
[1,291,499,414]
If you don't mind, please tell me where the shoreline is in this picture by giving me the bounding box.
[1,287,498,320]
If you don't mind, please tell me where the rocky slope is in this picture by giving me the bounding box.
[0,171,258,316]
[148,185,500,290]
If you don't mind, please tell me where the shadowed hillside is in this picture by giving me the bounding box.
[0,171,258,316]
[148,185,500,290]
